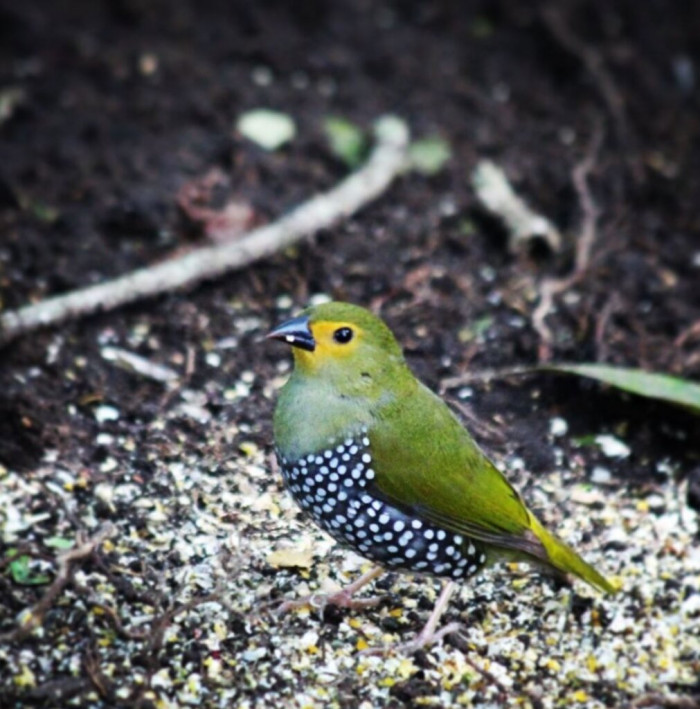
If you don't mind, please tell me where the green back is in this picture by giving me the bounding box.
[369,380,539,552]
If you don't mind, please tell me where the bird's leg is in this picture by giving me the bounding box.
[361,580,461,655]
[272,566,385,617]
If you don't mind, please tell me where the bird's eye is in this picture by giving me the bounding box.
[333,327,354,344]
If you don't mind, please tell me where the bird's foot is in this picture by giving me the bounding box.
[272,588,383,617]
[359,621,463,656]
[265,566,385,618]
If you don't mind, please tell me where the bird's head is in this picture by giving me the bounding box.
[267,302,406,393]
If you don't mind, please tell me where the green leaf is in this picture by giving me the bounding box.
[323,117,367,167]
[29,201,59,223]
[408,136,451,175]
[9,556,51,586]
[44,536,74,550]
[571,434,597,447]
[236,109,296,151]
[543,364,700,414]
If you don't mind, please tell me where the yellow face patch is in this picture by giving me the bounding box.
[294,320,363,371]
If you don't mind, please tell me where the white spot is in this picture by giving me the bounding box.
[398,532,413,545]
[315,456,324,465]
[338,465,347,475]
[371,500,382,510]
[338,491,348,501]
[387,545,398,553]
[342,453,350,462]
[596,434,631,459]
[316,489,326,500]
[361,453,372,464]
[453,535,463,545]
[369,523,379,533]
[328,483,337,493]
[445,545,455,556]
[468,543,476,556]
[480,554,487,563]
[357,530,367,539]
[349,445,358,455]
[336,445,345,454]
[362,437,370,446]
[379,513,390,525]
[351,468,361,480]
[411,519,422,530]
[320,466,329,474]
[329,472,339,482]
[437,530,446,541]
[324,450,333,459]
[393,520,405,533]
[343,479,353,488]
[344,439,352,447]
[414,561,428,570]
[383,531,393,541]
[355,518,365,528]
[366,469,375,480]
[285,335,295,343]
[405,548,417,559]
[424,529,434,540]
[361,494,372,504]
[427,552,437,562]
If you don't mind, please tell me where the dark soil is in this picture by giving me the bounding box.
[1,0,699,706]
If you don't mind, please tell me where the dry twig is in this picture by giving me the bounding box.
[532,124,603,360]
[541,5,626,145]
[0,121,409,347]
[1,524,115,642]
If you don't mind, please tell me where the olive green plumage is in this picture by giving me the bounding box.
[268,301,616,594]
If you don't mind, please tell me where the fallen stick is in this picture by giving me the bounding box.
[0,118,410,348]
[2,524,115,642]
[531,123,603,360]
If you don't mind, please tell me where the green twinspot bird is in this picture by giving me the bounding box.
[267,302,616,652]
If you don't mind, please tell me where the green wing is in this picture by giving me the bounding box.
[369,382,545,559]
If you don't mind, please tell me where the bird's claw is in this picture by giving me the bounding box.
[358,621,464,656]
[265,590,384,619]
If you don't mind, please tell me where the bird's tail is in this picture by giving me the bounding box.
[529,513,618,594]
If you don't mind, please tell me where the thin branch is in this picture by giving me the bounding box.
[1,524,115,642]
[532,123,603,360]
[541,5,626,142]
[0,121,410,347]
[441,365,535,391]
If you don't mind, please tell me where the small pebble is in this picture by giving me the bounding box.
[596,435,631,459]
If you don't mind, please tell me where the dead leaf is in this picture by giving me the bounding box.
[266,546,314,569]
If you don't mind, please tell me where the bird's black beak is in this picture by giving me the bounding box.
[266,315,316,352]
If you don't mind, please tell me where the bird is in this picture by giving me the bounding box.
[267,301,617,652]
